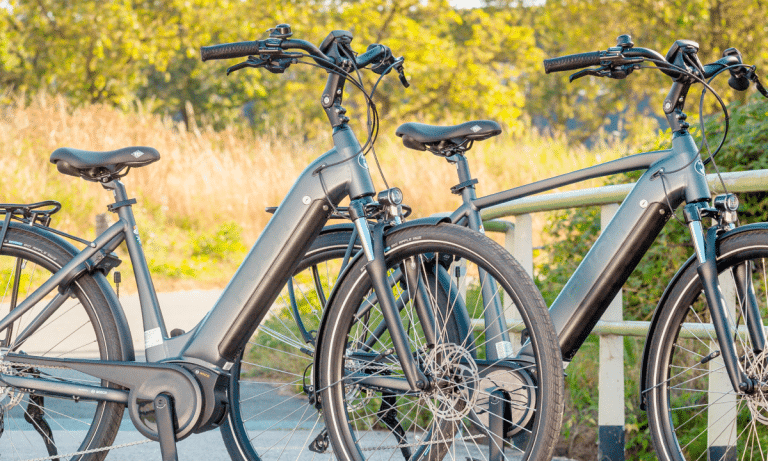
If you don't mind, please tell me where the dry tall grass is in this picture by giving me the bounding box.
[1,93,627,286]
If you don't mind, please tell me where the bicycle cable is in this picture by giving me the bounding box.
[295,51,406,214]
[695,63,757,196]
[629,56,735,225]
[277,51,382,214]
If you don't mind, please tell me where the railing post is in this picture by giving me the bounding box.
[598,203,625,461]
[511,214,533,277]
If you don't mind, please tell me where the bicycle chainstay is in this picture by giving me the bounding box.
[0,359,152,461]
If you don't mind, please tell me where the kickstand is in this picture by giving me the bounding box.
[488,389,505,461]
[154,393,178,461]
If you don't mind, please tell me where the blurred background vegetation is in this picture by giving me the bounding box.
[3,0,768,458]
[3,0,767,142]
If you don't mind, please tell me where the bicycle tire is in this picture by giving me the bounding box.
[646,227,768,460]
[0,225,125,461]
[220,228,359,461]
[318,223,564,461]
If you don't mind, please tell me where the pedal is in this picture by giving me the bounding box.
[154,393,178,461]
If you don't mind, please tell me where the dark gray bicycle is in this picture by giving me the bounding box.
[293,36,768,460]
[0,25,564,461]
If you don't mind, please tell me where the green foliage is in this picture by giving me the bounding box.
[192,222,248,260]
[10,0,766,142]
[534,93,768,459]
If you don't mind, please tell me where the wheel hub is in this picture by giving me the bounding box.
[745,348,768,425]
[422,343,479,421]
[0,352,25,412]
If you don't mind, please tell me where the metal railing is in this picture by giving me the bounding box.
[480,169,768,461]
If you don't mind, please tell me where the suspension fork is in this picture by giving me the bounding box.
[685,203,752,393]
[349,200,429,391]
[731,260,767,352]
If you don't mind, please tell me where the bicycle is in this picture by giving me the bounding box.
[296,35,768,460]
[0,25,564,461]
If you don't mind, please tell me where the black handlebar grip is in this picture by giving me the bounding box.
[543,51,603,74]
[356,44,388,68]
[701,55,750,91]
[200,41,263,61]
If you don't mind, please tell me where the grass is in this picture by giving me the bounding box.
[1,93,627,290]
[1,92,646,458]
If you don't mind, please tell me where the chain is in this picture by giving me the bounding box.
[1,358,153,461]
[2,359,71,371]
[23,438,152,461]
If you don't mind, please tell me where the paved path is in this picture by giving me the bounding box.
[118,289,224,353]
[4,290,577,460]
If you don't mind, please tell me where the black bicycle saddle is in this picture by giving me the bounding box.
[50,146,160,180]
[396,120,501,152]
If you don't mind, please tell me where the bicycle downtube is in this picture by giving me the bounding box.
[349,200,429,391]
[686,203,751,392]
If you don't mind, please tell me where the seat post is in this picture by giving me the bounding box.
[103,179,169,359]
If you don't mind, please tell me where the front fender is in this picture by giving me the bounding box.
[310,216,450,407]
[639,221,768,410]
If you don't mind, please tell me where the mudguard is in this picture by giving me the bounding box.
[310,216,450,406]
[639,221,768,410]
[4,222,135,362]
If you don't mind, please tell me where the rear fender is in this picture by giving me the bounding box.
[5,222,135,362]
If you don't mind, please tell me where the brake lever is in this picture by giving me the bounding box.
[395,60,409,88]
[569,67,607,82]
[227,56,267,75]
[569,60,640,82]
[744,67,768,98]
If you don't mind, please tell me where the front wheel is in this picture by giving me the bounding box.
[319,224,564,461]
[646,227,768,460]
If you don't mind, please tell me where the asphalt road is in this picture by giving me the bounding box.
[1,290,576,461]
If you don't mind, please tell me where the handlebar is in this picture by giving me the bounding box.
[543,51,603,74]
[201,34,398,75]
[544,37,763,96]
[200,41,264,61]
[544,47,671,76]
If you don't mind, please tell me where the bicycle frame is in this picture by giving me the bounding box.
[0,125,376,373]
[447,126,765,392]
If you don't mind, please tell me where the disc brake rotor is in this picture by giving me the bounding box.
[423,343,479,421]
[746,348,768,425]
[0,358,25,411]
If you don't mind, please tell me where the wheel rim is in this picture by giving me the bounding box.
[651,245,768,460]
[324,241,549,460]
[226,240,350,460]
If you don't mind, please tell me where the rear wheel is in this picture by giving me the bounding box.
[319,224,564,461]
[221,229,357,460]
[0,225,125,460]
